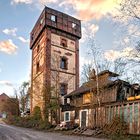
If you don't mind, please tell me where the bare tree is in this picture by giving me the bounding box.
[19,81,30,113]
[117,0,140,22]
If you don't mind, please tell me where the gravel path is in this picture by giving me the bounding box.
[0,124,107,140]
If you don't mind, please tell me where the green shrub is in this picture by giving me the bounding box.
[33,106,42,121]
[5,106,53,130]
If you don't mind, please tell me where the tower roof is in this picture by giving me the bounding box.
[30,6,81,49]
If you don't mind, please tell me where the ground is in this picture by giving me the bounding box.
[0,123,107,140]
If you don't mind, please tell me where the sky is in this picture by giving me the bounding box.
[0,0,140,96]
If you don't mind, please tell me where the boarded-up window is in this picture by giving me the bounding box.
[83,93,91,104]
[60,38,67,47]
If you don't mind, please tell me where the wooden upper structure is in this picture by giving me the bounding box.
[30,6,81,49]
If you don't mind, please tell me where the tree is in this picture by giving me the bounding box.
[116,0,140,60]
[19,81,30,113]
[118,0,140,22]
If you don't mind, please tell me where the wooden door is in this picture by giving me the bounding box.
[81,111,87,127]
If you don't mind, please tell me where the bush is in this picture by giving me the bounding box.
[6,106,52,130]
[33,106,42,121]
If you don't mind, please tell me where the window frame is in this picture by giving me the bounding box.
[37,44,40,53]
[72,23,77,29]
[60,56,68,70]
[36,62,40,73]
[64,111,70,122]
[60,83,68,96]
[60,38,67,47]
[51,15,57,22]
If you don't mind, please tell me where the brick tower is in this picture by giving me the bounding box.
[30,7,81,122]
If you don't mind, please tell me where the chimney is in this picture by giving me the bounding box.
[89,69,96,80]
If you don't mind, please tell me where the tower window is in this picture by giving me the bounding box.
[60,83,68,96]
[40,18,43,25]
[72,23,76,29]
[37,45,40,52]
[60,38,67,47]
[36,62,40,73]
[60,57,68,69]
[51,15,56,22]
[31,34,34,40]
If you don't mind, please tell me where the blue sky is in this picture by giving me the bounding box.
[0,0,139,96]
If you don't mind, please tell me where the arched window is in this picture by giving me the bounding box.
[60,38,67,47]
[60,57,68,70]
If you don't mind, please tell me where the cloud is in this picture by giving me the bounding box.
[0,81,13,87]
[10,0,121,21]
[128,24,140,37]
[2,28,17,36]
[104,47,140,61]
[18,36,29,44]
[59,0,121,20]
[11,0,32,5]
[104,50,120,61]
[81,23,99,43]
[11,0,57,6]
[0,39,18,55]
[0,81,15,96]
[37,0,58,4]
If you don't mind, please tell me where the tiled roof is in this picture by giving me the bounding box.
[65,79,127,98]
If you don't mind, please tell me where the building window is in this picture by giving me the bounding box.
[37,45,40,52]
[60,83,68,96]
[60,38,67,47]
[36,62,40,73]
[72,23,76,29]
[60,57,68,69]
[40,18,43,25]
[83,93,91,104]
[64,111,70,122]
[51,15,56,22]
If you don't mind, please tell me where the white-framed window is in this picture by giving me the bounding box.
[64,111,70,122]
[51,15,56,22]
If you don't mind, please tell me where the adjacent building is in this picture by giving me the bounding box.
[30,7,81,122]
[62,70,140,134]
[0,93,19,118]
